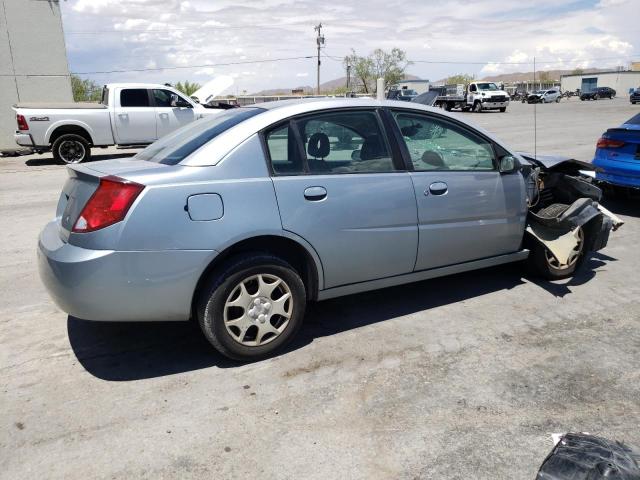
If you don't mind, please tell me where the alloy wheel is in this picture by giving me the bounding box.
[544,227,584,271]
[58,140,86,163]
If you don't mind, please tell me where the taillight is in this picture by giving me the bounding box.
[73,176,144,233]
[16,114,28,131]
[596,137,625,149]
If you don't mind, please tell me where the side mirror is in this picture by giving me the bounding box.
[499,155,518,173]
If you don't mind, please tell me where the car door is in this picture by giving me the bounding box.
[152,88,197,139]
[113,88,157,144]
[264,109,418,289]
[388,109,526,272]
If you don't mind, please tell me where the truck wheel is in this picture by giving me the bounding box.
[526,227,585,280]
[197,254,306,361]
[52,134,91,164]
[499,107,507,112]
[474,102,483,113]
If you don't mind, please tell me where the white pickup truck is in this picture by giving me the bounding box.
[433,81,510,113]
[13,83,224,163]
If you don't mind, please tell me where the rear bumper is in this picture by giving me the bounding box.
[37,220,218,321]
[593,154,640,189]
[14,132,34,147]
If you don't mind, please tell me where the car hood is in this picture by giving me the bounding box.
[517,152,598,172]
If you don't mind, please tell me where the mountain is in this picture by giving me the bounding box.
[434,68,612,85]
[250,74,420,95]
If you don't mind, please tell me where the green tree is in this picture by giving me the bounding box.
[71,75,102,102]
[175,80,201,96]
[445,73,475,85]
[343,47,410,94]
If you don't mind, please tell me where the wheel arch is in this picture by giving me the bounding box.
[46,121,94,145]
[191,233,324,316]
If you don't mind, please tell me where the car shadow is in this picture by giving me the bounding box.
[527,251,616,298]
[70,259,597,381]
[68,251,617,381]
[25,151,139,167]
[601,196,640,218]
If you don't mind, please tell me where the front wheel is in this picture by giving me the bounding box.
[474,102,483,113]
[499,107,507,112]
[51,134,91,164]
[197,254,306,361]
[526,227,585,280]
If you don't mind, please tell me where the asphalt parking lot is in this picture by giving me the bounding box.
[1,97,639,479]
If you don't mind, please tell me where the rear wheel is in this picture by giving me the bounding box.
[527,227,585,280]
[51,134,91,164]
[197,254,306,361]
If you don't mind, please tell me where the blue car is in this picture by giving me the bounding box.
[593,112,640,190]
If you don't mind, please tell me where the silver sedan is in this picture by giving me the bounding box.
[38,98,616,360]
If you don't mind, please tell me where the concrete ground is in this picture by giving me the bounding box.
[1,98,639,479]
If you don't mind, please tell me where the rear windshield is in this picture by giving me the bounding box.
[136,107,265,165]
[625,113,640,125]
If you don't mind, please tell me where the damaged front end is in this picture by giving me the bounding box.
[518,153,623,275]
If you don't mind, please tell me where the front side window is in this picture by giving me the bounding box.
[153,89,189,107]
[392,111,495,171]
[120,89,150,107]
[299,110,396,174]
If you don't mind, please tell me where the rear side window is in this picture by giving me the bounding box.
[264,110,397,175]
[120,89,150,107]
[625,113,640,125]
[136,107,264,165]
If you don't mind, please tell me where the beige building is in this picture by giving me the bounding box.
[560,70,640,95]
[1,0,72,152]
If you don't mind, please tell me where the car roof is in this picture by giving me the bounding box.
[182,98,512,167]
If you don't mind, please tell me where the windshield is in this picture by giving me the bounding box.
[476,83,499,91]
[401,89,417,96]
[136,107,264,165]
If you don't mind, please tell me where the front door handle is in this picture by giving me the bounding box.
[426,181,448,196]
[304,186,327,201]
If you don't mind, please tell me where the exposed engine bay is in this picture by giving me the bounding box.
[518,153,624,269]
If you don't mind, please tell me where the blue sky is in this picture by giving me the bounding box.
[61,0,639,94]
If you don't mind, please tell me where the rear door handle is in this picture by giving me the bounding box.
[426,181,448,196]
[304,186,327,201]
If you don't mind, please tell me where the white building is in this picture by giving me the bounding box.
[1,0,72,152]
[560,70,640,95]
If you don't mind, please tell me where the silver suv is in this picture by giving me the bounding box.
[38,99,617,360]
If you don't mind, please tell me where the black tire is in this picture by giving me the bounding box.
[594,94,599,100]
[499,107,506,112]
[51,133,91,164]
[197,254,306,361]
[474,101,482,113]
[525,227,585,280]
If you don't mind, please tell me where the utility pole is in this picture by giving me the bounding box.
[346,62,351,90]
[314,23,324,95]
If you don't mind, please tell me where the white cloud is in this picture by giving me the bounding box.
[61,0,638,92]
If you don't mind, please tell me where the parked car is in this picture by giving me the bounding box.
[526,89,561,104]
[580,87,616,101]
[13,83,224,164]
[630,87,640,104]
[38,99,620,360]
[387,88,418,102]
[593,112,640,190]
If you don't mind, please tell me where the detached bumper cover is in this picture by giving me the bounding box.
[38,220,217,321]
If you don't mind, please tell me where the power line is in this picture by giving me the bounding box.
[70,55,314,75]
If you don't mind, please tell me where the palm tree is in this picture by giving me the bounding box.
[175,81,201,97]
